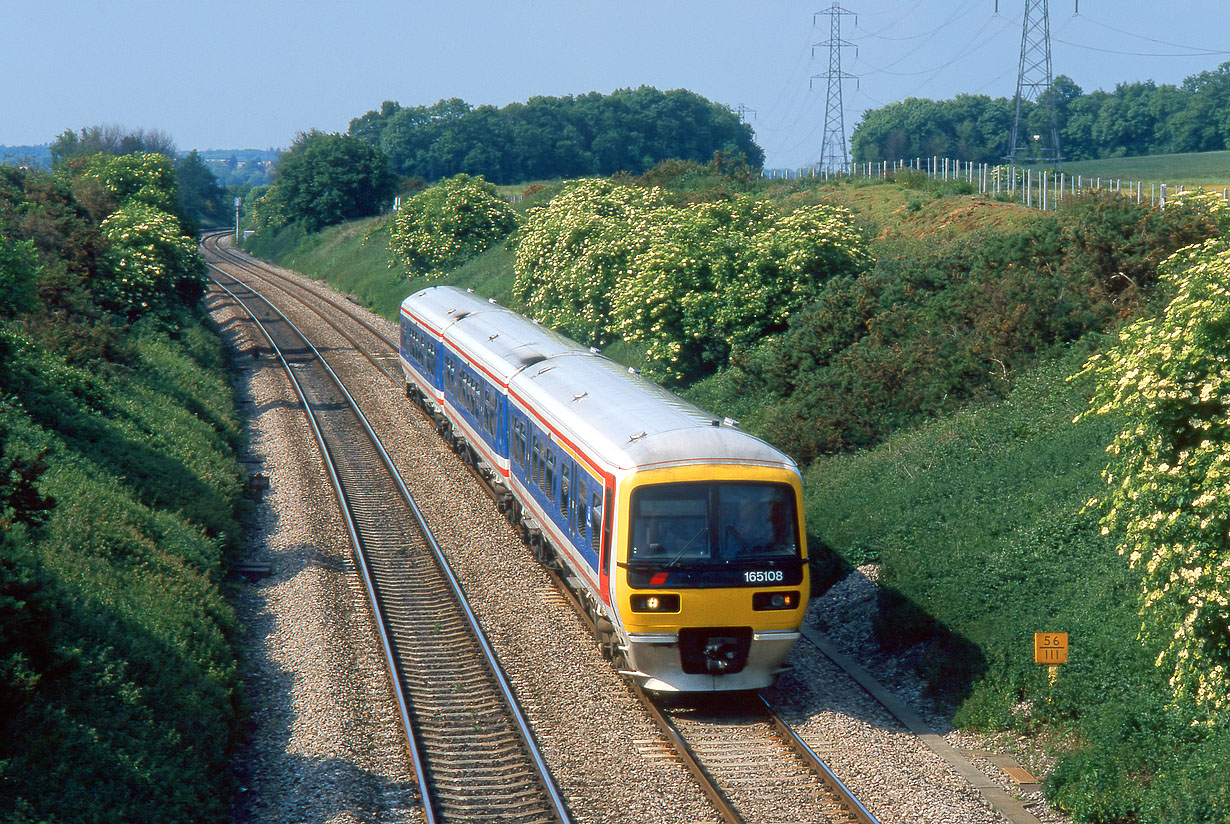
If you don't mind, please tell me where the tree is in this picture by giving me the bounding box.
[512,179,667,344]
[512,180,869,382]
[268,131,395,232]
[360,88,761,185]
[1076,192,1230,713]
[175,150,229,231]
[349,100,402,147]
[610,197,870,381]
[74,152,180,216]
[851,64,1230,163]
[0,236,40,317]
[99,201,205,314]
[389,174,517,277]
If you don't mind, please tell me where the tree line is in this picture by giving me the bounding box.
[247,86,763,236]
[852,62,1230,164]
[348,86,763,184]
[49,125,233,230]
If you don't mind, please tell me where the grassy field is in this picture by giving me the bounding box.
[1029,149,1230,189]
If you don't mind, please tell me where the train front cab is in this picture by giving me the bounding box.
[613,463,809,692]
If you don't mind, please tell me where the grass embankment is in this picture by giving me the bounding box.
[2,311,247,822]
[807,343,1229,819]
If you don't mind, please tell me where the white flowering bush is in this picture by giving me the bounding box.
[611,197,870,380]
[513,179,870,380]
[512,179,667,344]
[1076,235,1230,712]
[81,152,179,214]
[100,203,204,315]
[390,174,517,278]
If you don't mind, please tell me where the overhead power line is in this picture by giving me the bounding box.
[1055,38,1230,58]
[1073,14,1230,55]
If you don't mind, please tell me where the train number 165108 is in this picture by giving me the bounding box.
[744,569,784,583]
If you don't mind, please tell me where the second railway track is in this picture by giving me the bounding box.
[207,256,570,824]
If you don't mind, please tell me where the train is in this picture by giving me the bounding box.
[399,285,809,692]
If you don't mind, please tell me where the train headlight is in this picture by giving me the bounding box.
[630,593,680,613]
[753,591,800,611]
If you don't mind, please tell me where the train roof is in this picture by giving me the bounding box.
[511,352,795,474]
[403,286,578,384]
[401,286,501,338]
[402,286,798,475]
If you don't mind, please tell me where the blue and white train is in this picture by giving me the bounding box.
[400,286,809,692]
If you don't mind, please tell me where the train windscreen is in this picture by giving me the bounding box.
[628,482,800,566]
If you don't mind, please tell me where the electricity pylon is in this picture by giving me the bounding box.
[1006,0,1061,167]
[812,3,857,172]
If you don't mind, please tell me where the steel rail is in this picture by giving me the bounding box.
[203,232,400,363]
[633,689,744,824]
[761,694,881,824]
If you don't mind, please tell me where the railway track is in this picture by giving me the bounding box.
[203,234,895,823]
[206,253,570,824]
[643,691,878,824]
[202,231,403,383]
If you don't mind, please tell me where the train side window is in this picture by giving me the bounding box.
[560,463,570,519]
[591,492,603,557]
[545,449,555,497]
[575,475,586,537]
[513,420,526,468]
[531,435,541,487]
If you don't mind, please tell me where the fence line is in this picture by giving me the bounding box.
[762,158,1230,212]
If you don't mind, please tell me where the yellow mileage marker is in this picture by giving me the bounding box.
[1035,632,1068,686]
[1034,632,1068,664]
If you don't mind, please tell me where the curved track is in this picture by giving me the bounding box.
[205,243,570,824]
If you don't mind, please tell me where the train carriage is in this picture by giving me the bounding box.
[400,286,809,692]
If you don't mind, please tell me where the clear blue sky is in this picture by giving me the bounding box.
[3,1,1228,168]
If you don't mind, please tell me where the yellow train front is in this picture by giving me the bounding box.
[400,286,808,693]
[608,456,809,692]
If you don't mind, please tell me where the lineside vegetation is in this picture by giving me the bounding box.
[1,150,244,823]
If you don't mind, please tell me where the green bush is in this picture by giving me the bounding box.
[0,316,244,823]
[1075,224,1230,714]
[513,179,870,380]
[100,202,206,315]
[732,191,1221,462]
